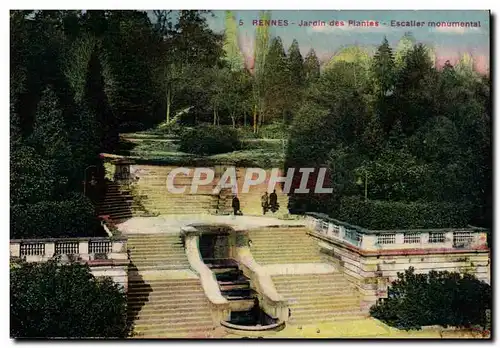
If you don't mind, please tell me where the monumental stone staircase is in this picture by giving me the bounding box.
[126,233,215,338]
[248,227,325,264]
[272,273,366,325]
[248,226,367,324]
[127,234,190,271]
[97,183,135,221]
[127,278,214,338]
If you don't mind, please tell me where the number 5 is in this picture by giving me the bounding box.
[239,19,244,26]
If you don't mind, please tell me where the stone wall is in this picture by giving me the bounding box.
[305,214,491,311]
[126,164,289,216]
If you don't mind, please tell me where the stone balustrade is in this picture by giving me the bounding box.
[10,237,128,263]
[232,231,289,322]
[305,212,488,253]
[305,212,490,310]
[181,226,231,325]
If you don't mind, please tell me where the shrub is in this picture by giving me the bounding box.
[258,122,290,139]
[10,261,128,338]
[370,267,491,331]
[10,194,100,239]
[178,125,240,155]
[338,196,474,229]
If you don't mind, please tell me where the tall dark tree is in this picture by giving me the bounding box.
[371,37,395,96]
[263,36,290,125]
[286,39,305,124]
[83,46,117,151]
[303,48,320,85]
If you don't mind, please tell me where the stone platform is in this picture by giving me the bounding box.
[117,214,306,235]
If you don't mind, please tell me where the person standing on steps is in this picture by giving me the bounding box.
[269,189,279,213]
[232,194,241,216]
[261,191,269,215]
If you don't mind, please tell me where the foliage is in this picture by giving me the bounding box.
[11,194,100,239]
[338,196,473,230]
[285,36,490,229]
[10,145,59,205]
[10,261,128,338]
[370,267,491,331]
[303,49,320,85]
[178,125,241,155]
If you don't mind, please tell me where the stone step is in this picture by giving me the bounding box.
[130,262,191,269]
[132,317,214,327]
[128,302,209,311]
[127,240,183,245]
[129,309,212,321]
[288,313,367,324]
[276,285,358,295]
[128,278,200,284]
[127,296,207,305]
[286,298,360,308]
[128,248,186,254]
[273,275,348,283]
[129,254,187,260]
[129,266,192,272]
[128,286,204,294]
[132,324,215,336]
[219,283,250,292]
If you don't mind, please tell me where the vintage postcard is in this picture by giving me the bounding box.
[10,9,491,339]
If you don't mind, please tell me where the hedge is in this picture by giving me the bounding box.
[10,194,100,239]
[370,267,491,331]
[338,196,474,229]
[178,125,240,155]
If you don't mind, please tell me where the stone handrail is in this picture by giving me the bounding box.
[233,232,289,322]
[182,226,230,324]
[305,213,489,253]
[10,236,128,263]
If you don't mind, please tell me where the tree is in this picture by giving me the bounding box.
[102,11,157,130]
[10,261,128,338]
[286,39,305,123]
[303,48,320,86]
[392,43,437,136]
[288,39,304,87]
[223,11,245,71]
[371,37,395,97]
[83,45,117,151]
[394,32,415,69]
[370,267,491,331]
[10,146,58,205]
[263,36,290,125]
[28,86,74,184]
[252,10,271,133]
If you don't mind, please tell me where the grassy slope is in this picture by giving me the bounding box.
[118,133,287,167]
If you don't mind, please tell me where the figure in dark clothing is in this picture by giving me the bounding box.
[261,192,269,215]
[232,195,241,215]
[269,189,279,213]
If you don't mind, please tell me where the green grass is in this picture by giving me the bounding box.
[116,128,287,167]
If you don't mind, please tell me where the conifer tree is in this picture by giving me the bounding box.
[303,48,320,85]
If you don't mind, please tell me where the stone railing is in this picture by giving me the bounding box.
[181,226,231,325]
[10,237,128,263]
[232,231,289,322]
[305,212,489,253]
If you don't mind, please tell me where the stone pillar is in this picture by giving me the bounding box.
[421,232,430,246]
[10,243,20,258]
[339,226,346,240]
[395,233,405,247]
[79,241,89,260]
[361,234,377,251]
[45,242,55,258]
[444,231,454,248]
